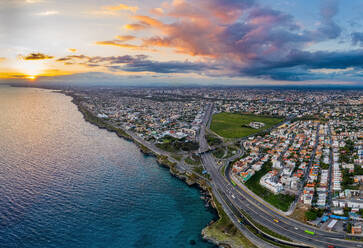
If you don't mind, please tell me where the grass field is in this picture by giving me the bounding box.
[210,113,283,138]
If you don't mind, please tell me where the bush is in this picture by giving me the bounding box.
[206,134,222,146]
[305,210,318,221]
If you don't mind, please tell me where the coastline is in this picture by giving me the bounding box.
[64,91,231,247]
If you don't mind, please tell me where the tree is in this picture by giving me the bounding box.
[305,210,318,221]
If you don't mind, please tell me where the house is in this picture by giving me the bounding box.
[352,224,362,235]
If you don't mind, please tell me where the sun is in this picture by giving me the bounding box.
[26,75,36,80]
[14,58,45,80]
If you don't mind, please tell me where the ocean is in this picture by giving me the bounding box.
[0,85,216,248]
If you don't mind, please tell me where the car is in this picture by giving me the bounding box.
[231,194,235,199]
[273,219,279,223]
[294,227,298,230]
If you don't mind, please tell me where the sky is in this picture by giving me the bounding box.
[1,0,363,86]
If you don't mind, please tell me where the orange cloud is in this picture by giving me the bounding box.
[0,57,6,62]
[150,8,164,16]
[68,48,77,53]
[95,41,143,50]
[104,3,138,13]
[134,15,164,28]
[115,35,136,42]
[124,23,148,30]
[122,16,165,32]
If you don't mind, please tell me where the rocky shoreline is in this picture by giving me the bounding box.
[65,92,225,247]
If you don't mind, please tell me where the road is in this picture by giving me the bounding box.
[198,103,214,154]
[199,105,363,248]
[326,123,334,210]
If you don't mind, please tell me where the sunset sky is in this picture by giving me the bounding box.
[1,0,363,85]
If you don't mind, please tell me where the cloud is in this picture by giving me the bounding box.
[95,41,143,50]
[36,10,59,16]
[352,32,363,46]
[0,57,6,62]
[68,48,77,53]
[103,3,138,13]
[26,0,43,3]
[114,35,136,42]
[138,1,306,59]
[150,8,164,16]
[90,3,139,16]
[317,0,341,39]
[124,23,149,30]
[133,15,164,28]
[96,35,146,50]
[238,49,363,81]
[57,54,215,74]
[310,68,354,74]
[22,53,54,60]
[109,0,359,81]
[123,15,164,31]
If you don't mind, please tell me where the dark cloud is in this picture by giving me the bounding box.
[57,54,215,74]
[23,53,54,60]
[317,0,341,39]
[238,49,363,80]
[352,32,363,46]
[56,55,90,62]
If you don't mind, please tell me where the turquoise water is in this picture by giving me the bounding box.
[0,86,216,248]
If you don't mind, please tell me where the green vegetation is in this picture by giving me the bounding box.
[245,161,295,212]
[320,162,330,170]
[193,165,204,174]
[206,134,223,146]
[137,142,153,155]
[305,208,324,221]
[156,135,199,152]
[203,197,257,248]
[157,155,177,168]
[342,169,359,190]
[211,113,282,138]
[171,154,182,161]
[225,146,238,158]
[347,223,352,233]
[212,147,225,158]
[185,155,202,166]
[339,139,355,163]
[305,210,317,221]
[220,164,226,176]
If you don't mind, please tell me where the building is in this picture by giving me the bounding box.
[352,224,362,235]
[260,171,283,194]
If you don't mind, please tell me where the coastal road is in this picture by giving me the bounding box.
[205,151,363,248]
[198,103,214,154]
[199,107,362,248]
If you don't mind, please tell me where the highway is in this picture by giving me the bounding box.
[199,104,363,248]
